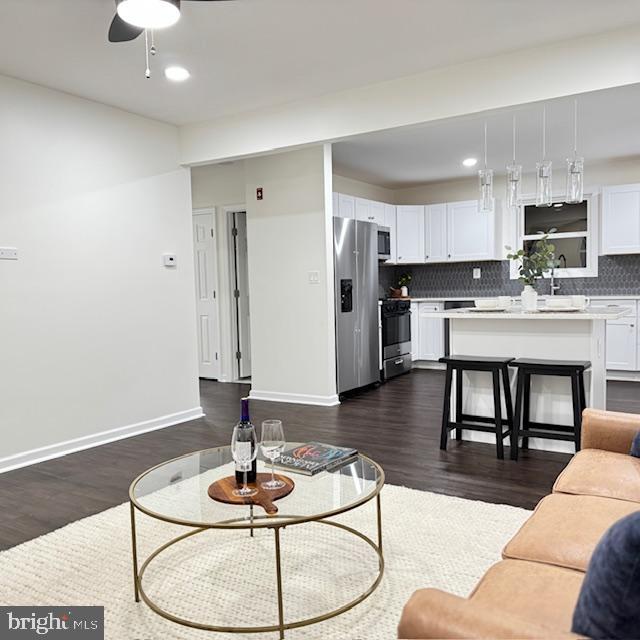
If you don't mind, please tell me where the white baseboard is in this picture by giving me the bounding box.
[0,407,204,474]
[249,390,340,407]
[607,370,640,382]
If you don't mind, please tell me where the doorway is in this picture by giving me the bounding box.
[192,209,220,379]
[229,211,252,380]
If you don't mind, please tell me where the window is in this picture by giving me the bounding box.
[511,192,598,279]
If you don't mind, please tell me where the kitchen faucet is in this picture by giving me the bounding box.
[550,267,561,296]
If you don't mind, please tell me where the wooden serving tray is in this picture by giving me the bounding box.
[207,473,295,515]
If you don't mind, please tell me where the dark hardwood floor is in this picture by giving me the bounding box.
[1,370,639,550]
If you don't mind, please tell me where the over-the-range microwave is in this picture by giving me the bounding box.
[377,226,391,261]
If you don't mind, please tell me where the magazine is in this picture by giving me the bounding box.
[273,442,358,476]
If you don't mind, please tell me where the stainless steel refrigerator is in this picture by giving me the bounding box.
[333,217,380,394]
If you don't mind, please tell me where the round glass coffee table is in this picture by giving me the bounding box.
[129,445,384,638]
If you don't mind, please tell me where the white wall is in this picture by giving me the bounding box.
[180,25,640,164]
[333,175,396,203]
[0,75,200,470]
[244,145,337,405]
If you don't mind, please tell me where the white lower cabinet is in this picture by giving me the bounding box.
[592,299,638,371]
[606,321,637,371]
[418,303,445,360]
[410,302,419,362]
[411,302,444,361]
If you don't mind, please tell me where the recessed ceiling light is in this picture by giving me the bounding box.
[462,157,478,168]
[164,66,190,82]
[117,0,180,30]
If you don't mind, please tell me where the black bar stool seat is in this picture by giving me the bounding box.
[509,358,591,460]
[438,355,515,460]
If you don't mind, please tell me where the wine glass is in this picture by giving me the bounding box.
[260,420,286,490]
[231,424,258,497]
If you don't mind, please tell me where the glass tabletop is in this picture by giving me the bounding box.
[130,444,384,529]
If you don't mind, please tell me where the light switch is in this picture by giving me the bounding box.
[0,247,18,260]
[308,270,320,284]
[473,268,481,279]
[163,253,177,267]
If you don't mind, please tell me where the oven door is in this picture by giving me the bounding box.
[377,227,391,260]
[382,311,411,347]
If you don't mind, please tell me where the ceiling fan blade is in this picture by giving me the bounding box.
[108,14,145,42]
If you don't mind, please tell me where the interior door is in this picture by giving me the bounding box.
[232,212,252,379]
[193,212,220,379]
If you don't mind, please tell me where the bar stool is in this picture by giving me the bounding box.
[439,355,515,460]
[509,358,590,461]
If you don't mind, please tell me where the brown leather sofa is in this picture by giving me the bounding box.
[398,408,640,639]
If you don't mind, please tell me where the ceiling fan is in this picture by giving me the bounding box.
[109,0,233,43]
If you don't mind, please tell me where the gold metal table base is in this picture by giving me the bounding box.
[130,493,383,639]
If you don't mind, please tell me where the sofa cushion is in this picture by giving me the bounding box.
[471,560,583,632]
[572,512,640,639]
[503,494,640,571]
[553,449,640,503]
[631,431,640,457]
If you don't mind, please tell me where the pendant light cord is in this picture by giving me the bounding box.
[573,99,578,158]
[484,122,488,170]
[542,106,546,161]
[512,115,516,164]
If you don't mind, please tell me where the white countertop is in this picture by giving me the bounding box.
[433,307,630,320]
[407,295,640,303]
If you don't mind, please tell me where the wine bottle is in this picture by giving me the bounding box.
[234,397,257,484]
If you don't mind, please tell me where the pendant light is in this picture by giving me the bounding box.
[478,122,494,214]
[506,115,522,211]
[566,99,584,204]
[536,106,553,207]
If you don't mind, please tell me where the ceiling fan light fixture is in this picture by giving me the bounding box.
[117,0,181,30]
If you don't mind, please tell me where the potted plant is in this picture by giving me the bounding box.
[506,232,556,312]
[398,273,412,298]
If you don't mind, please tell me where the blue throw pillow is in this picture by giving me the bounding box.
[572,512,640,639]
[631,431,640,457]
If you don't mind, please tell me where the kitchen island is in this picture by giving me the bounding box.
[431,307,630,453]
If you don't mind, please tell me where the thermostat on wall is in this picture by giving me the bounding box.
[163,253,177,267]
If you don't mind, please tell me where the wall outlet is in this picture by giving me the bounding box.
[308,270,320,284]
[473,268,481,279]
[0,247,18,260]
[163,253,177,267]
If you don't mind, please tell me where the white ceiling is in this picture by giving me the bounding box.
[333,84,640,188]
[1,0,640,125]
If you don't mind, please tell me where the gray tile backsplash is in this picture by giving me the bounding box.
[379,254,640,299]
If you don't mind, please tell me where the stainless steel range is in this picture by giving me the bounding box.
[381,299,412,380]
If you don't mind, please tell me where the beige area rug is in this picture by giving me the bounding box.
[0,484,529,639]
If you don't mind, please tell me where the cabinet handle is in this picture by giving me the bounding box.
[448,254,451,258]
[398,256,402,260]
[394,359,404,365]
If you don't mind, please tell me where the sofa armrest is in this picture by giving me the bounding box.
[397,589,581,639]
[581,409,640,454]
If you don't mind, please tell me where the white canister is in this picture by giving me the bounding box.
[521,285,538,312]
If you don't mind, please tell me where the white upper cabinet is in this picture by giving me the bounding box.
[447,200,495,262]
[602,184,640,255]
[425,204,448,263]
[384,204,397,263]
[335,193,356,219]
[396,206,426,264]
[355,198,385,226]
